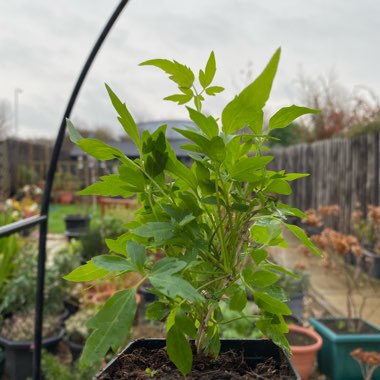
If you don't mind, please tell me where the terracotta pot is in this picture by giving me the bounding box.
[288,324,322,380]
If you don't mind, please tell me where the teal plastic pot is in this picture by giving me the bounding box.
[309,318,380,380]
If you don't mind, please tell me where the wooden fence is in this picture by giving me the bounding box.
[270,133,380,232]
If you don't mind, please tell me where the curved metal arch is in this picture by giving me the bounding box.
[33,1,129,378]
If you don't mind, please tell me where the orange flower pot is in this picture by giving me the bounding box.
[288,324,323,380]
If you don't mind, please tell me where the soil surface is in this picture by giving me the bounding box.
[321,318,379,334]
[286,330,316,346]
[98,346,296,379]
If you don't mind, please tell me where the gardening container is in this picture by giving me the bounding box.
[64,215,90,240]
[362,249,380,279]
[67,339,84,362]
[302,224,324,237]
[0,328,64,380]
[0,346,4,377]
[95,338,300,379]
[287,325,322,380]
[310,317,380,380]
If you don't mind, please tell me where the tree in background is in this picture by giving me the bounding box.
[268,122,304,148]
[295,71,380,142]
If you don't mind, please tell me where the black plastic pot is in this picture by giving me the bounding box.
[302,224,324,237]
[362,249,380,279]
[67,339,84,362]
[64,215,90,240]
[0,328,64,380]
[95,338,300,379]
[0,346,4,377]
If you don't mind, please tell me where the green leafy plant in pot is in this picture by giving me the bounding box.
[64,49,321,378]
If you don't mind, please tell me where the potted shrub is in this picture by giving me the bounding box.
[310,228,380,380]
[0,241,80,380]
[0,313,64,380]
[65,49,321,378]
[352,203,380,278]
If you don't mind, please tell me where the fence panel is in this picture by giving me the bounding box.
[271,133,380,232]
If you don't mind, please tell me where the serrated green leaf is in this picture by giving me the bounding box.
[250,249,268,264]
[140,59,194,88]
[77,139,124,161]
[167,326,193,375]
[175,311,196,338]
[205,86,224,96]
[64,261,108,282]
[127,241,146,272]
[150,275,203,302]
[284,223,322,256]
[92,255,135,272]
[80,289,137,366]
[254,291,291,315]
[66,119,83,143]
[265,179,292,195]
[200,51,216,88]
[146,301,168,321]
[248,110,264,135]
[77,175,134,197]
[164,93,193,105]
[230,156,273,181]
[118,164,146,192]
[229,287,247,311]
[132,222,175,242]
[269,105,319,130]
[152,257,187,275]
[105,235,128,255]
[222,48,281,134]
[283,172,309,181]
[165,152,198,191]
[247,270,279,288]
[256,317,290,354]
[251,218,282,246]
[186,107,219,138]
[194,95,203,111]
[105,84,141,150]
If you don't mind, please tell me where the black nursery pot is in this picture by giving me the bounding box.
[363,249,380,279]
[67,339,84,362]
[95,338,300,379]
[64,215,90,240]
[0,329,64,380]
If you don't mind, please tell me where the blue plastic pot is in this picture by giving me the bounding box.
[310,318,380,380]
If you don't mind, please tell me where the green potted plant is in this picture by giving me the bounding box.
[0,240,80,380]
[352,203,380,278]
[65,49,321,378]
[310,228,380,380]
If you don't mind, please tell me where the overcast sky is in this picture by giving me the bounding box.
[1,0,379,139]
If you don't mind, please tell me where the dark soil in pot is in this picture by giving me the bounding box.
[286,330,316,346]
[97,339,298,380]
[322,318,379,334]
